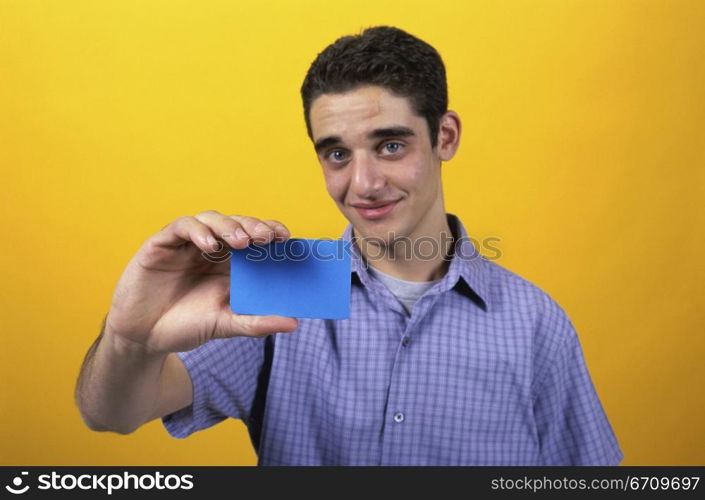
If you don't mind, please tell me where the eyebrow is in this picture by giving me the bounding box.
[314,126,415,154]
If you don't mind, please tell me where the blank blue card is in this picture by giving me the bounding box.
[230,238,352,319]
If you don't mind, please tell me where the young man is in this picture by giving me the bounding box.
[76,26,623,465]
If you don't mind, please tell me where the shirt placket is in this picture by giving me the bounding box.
[379,291,442,465]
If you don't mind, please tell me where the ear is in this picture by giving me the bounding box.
[434,110,461,161]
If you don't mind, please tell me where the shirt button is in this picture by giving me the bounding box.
[393,412,405,423]
[402,337,411,347]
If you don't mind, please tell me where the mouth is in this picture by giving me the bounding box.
[351,199,401,221]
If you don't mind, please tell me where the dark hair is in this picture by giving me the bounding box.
[301,26,448,148]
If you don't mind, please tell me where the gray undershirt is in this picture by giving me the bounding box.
[367,265,443,316]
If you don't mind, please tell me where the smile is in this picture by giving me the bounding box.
[352,199,400,220]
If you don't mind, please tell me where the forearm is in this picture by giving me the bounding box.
[75,318,168,434]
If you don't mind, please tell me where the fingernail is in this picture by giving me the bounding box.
[255,223,271,234]
[235,228,248,240]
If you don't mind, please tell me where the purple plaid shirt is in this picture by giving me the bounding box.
[162,213,623,465]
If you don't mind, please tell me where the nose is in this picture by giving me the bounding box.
[350,152,387,198]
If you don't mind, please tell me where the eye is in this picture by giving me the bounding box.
[327,149,349,163]
[381,142,404,155]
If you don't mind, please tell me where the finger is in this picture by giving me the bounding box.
[151,216,221,254]
[228,215,280,245]
[193,210,251,249]
[262,219,291,241]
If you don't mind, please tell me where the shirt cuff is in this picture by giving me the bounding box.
[161,349,224,439]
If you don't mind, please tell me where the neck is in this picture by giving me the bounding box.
[353,205,455,282]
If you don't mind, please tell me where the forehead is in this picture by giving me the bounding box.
[309,85,424,141]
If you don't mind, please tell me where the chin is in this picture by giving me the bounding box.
[360,222,402,245]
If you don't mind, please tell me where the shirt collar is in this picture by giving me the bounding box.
[340,212,491,312]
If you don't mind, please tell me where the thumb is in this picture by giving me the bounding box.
[213,307,299,339]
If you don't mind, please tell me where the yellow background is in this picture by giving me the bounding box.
[1,0,703,465]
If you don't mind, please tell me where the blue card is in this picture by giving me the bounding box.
[230,238,352,319]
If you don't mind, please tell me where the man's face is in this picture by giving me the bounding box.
[309,85,445,247]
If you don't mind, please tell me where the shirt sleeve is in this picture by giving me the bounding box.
[161,335,266,439]
[532,298,624,465]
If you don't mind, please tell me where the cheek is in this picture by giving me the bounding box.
[399,159,436,194]
[323,171,348,202]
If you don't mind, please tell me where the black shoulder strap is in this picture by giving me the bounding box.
[247,334,274,455]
